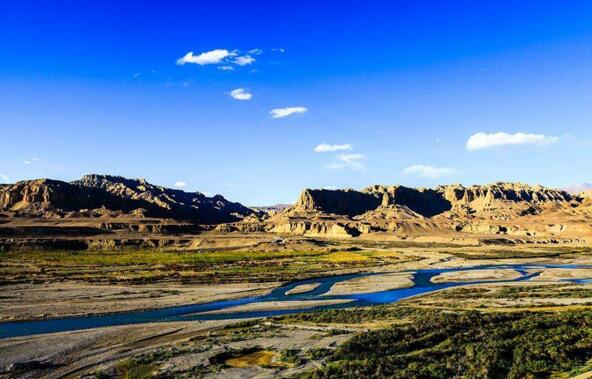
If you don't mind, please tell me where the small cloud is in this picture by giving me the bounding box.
[176,49,236,65]
[248,49,263,55]
[325,153,366,171]
[229,88,253,101]
[133,72,141,78]
[429,138,443,146]
[174,181,187,188]
[0,174,10,183]
[314,143,353,153]
[218,65,234,71]
[226,183,237,188]
[271,48,285,53]
[22,157,39,165]
[233,55,255,66]
[466,132,558,151]
[270,106,308,119]
[402,165,457,179]
[322,185,338,190]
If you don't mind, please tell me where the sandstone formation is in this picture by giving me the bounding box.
[0,174,253,224]
[232,182,592,241]
[2,177,592,248]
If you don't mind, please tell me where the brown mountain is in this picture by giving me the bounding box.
[234,182,590,241]
[0,174,253,224]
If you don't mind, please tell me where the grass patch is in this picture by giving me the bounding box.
[321,251,369,263]
[0,248,400,284]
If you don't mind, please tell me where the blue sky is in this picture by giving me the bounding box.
[1,1,592,205]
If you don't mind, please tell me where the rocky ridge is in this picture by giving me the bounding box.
[0,175,253,224]
[228,182,591,241]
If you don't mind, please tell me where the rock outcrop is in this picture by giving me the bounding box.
[0,175,253,224]
[255,182,590,240]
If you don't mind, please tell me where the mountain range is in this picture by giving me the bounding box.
[1,174,592,248]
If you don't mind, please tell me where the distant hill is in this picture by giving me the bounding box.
[563,183,592,194]
[0,174,253,224]
[250,204,292,212]
[228,182,591,241]
[2,177,592,245]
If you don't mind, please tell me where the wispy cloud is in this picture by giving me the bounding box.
[174,181,187,188]
[0,174,10,183]
[402,165,457,179]
[325,153,366,171]
[23,157,39,165]
[176,49,236,65]
[234,55,255,66]
[466,132,558,151]
[229,88,253,100]
[270,107,308,119]
[218,65,234,71]
[314,143,352,153]
[271,48,285,53]
[322,185,338,190]
[248,49,263,55]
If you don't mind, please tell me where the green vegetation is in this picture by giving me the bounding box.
[448,246,592,260]
[298,310,592,379]
[115,358,158,379]
[276,304,431,325]
[0,248,407,284]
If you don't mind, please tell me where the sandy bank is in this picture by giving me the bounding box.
[195,299,353,315]
[431,269,522,283]
[0,281,277,322]
[285,283,321,295]
[323,273,414,296]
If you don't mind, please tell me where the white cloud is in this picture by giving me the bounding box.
[176,49,235,65]
[325,153,366,171]
[233,55,255,66]
[23,157,39,165]
[174,181,186,188]
[272,48,285,53]
[314,143,353,153]
[229,88,253,100]
[322,186,338,190]
[0,174,10,183]
[466,132,558,151]
[270,106,308,119]
[402,165,457,179]
[218,65,234,71]
[248,49,263,55]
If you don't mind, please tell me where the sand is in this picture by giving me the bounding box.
[285,283,321,295]
[430,269,522,283]
[195,299,353,315]
[0,281,277,322]
[323,273,414,296]
[531,268,592,281]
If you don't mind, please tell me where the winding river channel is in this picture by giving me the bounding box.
[1,263,591,339]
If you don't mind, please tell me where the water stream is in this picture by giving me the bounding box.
[1,263,590,339]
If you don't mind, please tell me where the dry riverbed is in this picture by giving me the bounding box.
[0,281,277,322]
[323,272,414,296]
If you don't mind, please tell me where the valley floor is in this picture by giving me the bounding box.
[1,239,592,378]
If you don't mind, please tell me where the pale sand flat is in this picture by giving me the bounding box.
[195,299,353,315]
[431,269,522,283]
[323,273,414,296]
[285,283,321,295]
[531,268,592,281]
